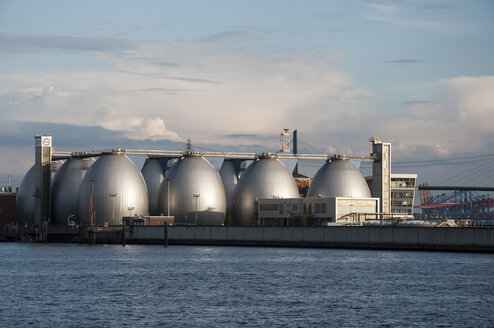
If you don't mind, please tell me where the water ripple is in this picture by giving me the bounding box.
[0,244,493,327]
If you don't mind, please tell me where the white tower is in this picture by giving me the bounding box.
[370,137,391,213]
[280,129,290,154]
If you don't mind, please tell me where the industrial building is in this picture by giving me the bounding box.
[0,185,16,225]
[13,133,400,228]
[257,197,379,226]
[390,174,417,216]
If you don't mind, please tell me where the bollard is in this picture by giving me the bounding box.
[164,223,168,247]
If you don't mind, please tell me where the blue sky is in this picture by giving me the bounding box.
[1,0,494,186]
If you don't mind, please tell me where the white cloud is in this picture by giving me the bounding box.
[2,31,493,185]
[102,116,183,142]
[0,35,371,147]
[364,1,457,31]
[384,76,494,159]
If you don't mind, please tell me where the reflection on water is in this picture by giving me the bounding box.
[0,243,493,327]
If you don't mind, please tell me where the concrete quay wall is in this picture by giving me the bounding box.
[125,226,494,252]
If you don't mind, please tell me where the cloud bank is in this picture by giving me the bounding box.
[1,30,494,186]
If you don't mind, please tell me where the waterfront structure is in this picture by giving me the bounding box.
[158,151,226,225]
[16,165,36,225]
[78,151,148,226]
[0,184,16,225]
[370,137,391,213]
[219,159,238,219]
[417,185,494,220]
[307,157,371,198]
[233,153,299,226]
[390,174,417,216]
[51,157,94,225]
[20,134,402,227]
[141,157,166,215]
[293,172,311,197]
[258,196,379,226]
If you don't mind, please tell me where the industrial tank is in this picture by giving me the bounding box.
[141,157,165,215]
[51,157,94,225]
[16,165,36,225]
[158,152,226,225]
[233,153,299,226]
[78,151,148,226]
[219,160,238,218]
[307,157,371,198]
[16,161,64,225]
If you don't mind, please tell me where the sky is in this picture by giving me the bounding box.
[1,0,494,187]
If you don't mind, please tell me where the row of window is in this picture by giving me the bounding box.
[391,178,416,189]
[391,208,413,214]
[391,191,414,199]
[260,203,326,214]
[391,200,413,206]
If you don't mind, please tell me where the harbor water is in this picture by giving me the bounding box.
[0,243,493,327]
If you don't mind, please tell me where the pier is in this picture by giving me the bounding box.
[2,224,493,253]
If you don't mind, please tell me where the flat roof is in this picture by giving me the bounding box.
[391,173,418,178]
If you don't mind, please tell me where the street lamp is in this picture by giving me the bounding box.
[109,192,117,225]
[128,206,135,217]
[66,214,76,226]
[193,193,200,225]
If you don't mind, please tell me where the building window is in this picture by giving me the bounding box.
[314,203,326,214]
[260,204,278,211]
[391,191,414,199]
[391,178,416,189]
[391,200,413,207]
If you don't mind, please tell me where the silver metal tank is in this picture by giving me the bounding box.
[307,157,371,198]
[16,160,64,225]
[158,152,226,225]
[219,159,238,218]
[16,165,36,225]
[51,160,64,178]
[141,157,165,215]
[51,157,94,225]
[233,153,299,226]
[78,151,148,226]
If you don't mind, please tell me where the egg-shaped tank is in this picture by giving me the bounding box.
[219,159,238,218]
[51,160,64,178]
[16,161,65,225]
[51,157,94,225]
[233,153,299,226]
[158,152,226,225]
[141,157,165,215]
[307,158,371,198]
[16,165,36,225]
[78,151,148,226]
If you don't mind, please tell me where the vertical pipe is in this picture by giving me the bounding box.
[78,224,82,245]
[122,217,126,247]
[164,223,168,247]
[167,179,170,217]
[293,130,298,174]
[44,222,48,243]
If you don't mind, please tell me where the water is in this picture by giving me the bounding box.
[0,244,493,328]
